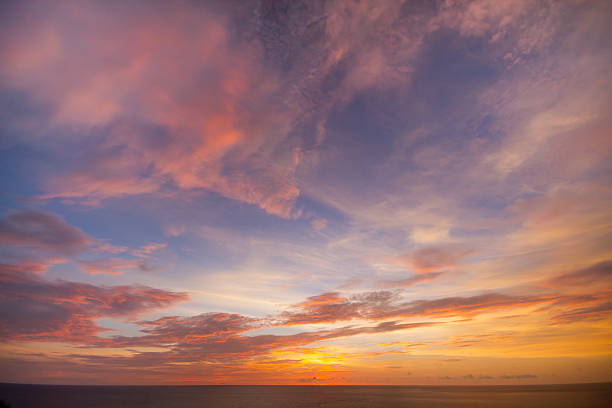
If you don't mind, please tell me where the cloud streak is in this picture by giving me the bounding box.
[0,264,188,342]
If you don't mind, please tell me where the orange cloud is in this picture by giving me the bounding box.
[280,289,559,325]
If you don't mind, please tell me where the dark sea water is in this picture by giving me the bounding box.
[1,383,610,408]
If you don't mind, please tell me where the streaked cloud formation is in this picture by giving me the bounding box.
[0,0,611,385]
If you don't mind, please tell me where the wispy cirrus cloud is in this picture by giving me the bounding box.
[544,260,612,289]
[76,258,153,276]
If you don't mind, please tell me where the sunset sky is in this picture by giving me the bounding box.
[1,0,611,385]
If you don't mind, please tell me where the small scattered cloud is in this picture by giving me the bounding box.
[310,217,328,231]
[544,260,612,289]
[410,226,450,244]
[500,374,537,379]
[164,224,186,237]
[383,244,475,273]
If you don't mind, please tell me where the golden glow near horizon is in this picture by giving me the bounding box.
[0,0,611,385]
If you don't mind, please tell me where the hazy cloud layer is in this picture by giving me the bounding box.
[1,0,611,385]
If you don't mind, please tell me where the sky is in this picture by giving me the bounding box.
[0,0,611,385]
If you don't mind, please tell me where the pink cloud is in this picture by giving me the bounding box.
[1,1,302,218]
[130,242,167,258]
[0,263,188,343]
[384,244,475,273]
[0,210,90,255]
[77,258,142,275]
[0,210,169,276]
[0,210,77,274]
[310,217,328,231]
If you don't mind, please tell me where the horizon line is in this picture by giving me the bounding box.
[2,382,611,388]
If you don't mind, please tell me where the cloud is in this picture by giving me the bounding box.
[95,312,433,367]
[0,264,188,342]
[76,243,168,275]
[532,261,612,324]
[500,374,537,379]
[1,0,611,384]
[279,291,395,325]
[3,0,562,220]
[0,210,90,255]
[0,1,303,218]
[434,0,560,64]
[410,245,475,273]
[545,260,612,289]
[389,293,552,319]
[77,258,144,275]
[0,269,441,362]
[310,217,328,231]
[550,302,612,324]
[335,276,365,290]
[280,290,555,325]
[377,272,443,288]
[0,209,169,276]
[130,243,167,258]
[383,245,475,273]
[410,226,450,244]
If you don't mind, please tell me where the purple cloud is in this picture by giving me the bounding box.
[0,210,90,255]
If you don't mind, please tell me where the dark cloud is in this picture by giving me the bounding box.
[545,260,612,288]
[0,210,90,255]
[500,374,537,379]
[0,209,170,276]
[0,264,188,342]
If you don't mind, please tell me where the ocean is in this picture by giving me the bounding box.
[1,383,610,408]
